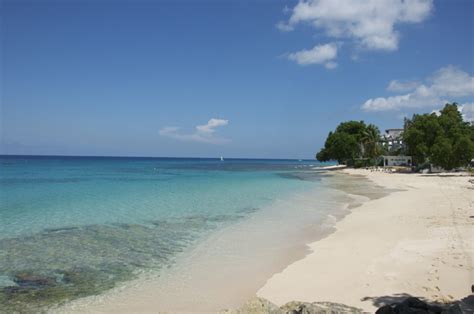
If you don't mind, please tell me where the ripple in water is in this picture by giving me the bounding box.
[0,214,242,312]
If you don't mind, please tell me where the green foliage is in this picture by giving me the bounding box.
[430,136,453,170]
[316,121,383,164]
[454,135,474,168]
[403,113,441,164]
[351,158,377,168]
[316,131,360,164]
[361,124,383,159]
[404,103,474,170]
[335,121,367,142]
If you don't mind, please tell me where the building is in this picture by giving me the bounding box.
[382,155,412,167]
[384,128,403,139]
[381,128,405,153]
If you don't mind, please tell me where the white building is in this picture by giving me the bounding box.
[381,128,404,152]
[382,155,412,167]
[384,128,403,139]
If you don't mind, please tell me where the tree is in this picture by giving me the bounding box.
[430,136,454,170]
[453,135,474,168]
[316,132,360,164]
[438,103,466,139]
[316,120,382,165]
[334,121,367,140]
[403,113,441,164]
[404,103,474,169]
[362,124,382,159]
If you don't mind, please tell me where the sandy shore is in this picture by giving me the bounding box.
[56,170,473,313]
[258,169,474,312]
[55,177,354,313]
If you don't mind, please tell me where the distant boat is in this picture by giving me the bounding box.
[220,156,224,161]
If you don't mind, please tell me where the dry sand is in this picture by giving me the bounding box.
[258,169,474,312]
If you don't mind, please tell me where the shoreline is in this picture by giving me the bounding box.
[257,169,473,312]
[55,174,362,313]
[54,169,473,312]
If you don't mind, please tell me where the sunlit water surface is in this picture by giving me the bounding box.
[1,156,351,311]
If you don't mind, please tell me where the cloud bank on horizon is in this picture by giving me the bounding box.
[159,118,230,144]
[280,0,433,68]
[361,65,474,112]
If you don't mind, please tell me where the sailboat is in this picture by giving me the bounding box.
[220,156,224,161]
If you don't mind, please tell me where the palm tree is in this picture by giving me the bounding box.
[361,124,382,159]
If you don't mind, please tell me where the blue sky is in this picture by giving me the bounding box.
[1,0,473,158]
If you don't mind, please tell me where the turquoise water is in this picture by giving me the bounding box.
[0,156,328,311]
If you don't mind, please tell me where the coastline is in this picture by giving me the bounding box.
[54,170,395,313]
[54,174,358,313]
[258,169,474,312]
[54,169,473,312]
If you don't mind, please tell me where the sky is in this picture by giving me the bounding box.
[1,0,473,159]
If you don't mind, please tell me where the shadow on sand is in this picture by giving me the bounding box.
[362,293,431,308]
[361,293,474,313]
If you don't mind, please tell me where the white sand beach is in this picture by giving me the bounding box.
[258,169,474,312]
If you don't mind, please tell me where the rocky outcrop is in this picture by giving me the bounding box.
[280,301,363,313]
[223,298,282,314]
[224,296,473,314]
[221,297,362,314]
[375,296,469,314]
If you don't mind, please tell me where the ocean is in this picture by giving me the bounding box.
[0,155,349,311]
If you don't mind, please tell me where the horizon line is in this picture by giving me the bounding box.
[0,153,319,162]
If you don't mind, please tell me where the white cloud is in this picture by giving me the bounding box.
[362,65,474,111]
[279,0,432,67]
[460,103,474,122]
[324,61,338,69]
[387,80,421,92]
[159,118,230,144]
[428,66,474,97]
[279,0,433,51]
[195,118,228,134]
[288,43,337,68]
[276,21,294,32]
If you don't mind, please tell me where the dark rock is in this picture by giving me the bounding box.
[376,305,396,314]
[442,303,463,314]
[221,297,282,313]
[14,272,56,288]
[222,298,363,314]
[458,295,474,312]
[281,301,362,313]
[2,286,31,295]
[375,296,463,314]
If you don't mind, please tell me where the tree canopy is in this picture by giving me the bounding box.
[403,103,473,170]
[316,103,473,170]
[316,121,381,165]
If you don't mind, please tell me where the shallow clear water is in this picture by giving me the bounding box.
[0,156,331,311]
